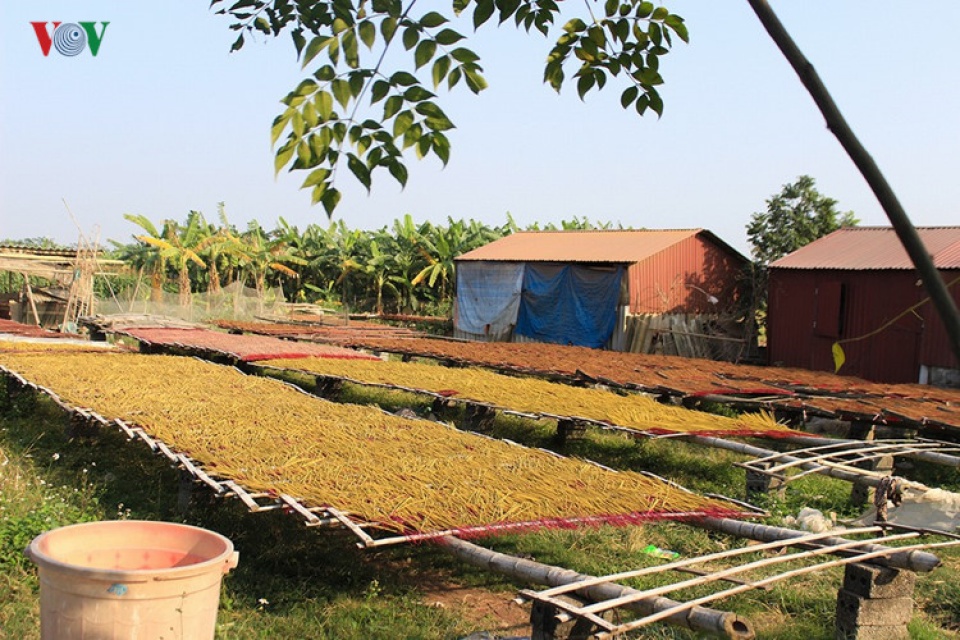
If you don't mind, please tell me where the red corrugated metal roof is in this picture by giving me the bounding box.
[457,229,746,263]
[770,226,960,270]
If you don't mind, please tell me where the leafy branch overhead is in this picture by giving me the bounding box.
[211,0,687,216]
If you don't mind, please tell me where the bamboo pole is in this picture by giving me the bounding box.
[440,536,755,639]
[693,516,942,573]
[23,277,41,326]
[596,536,960,639]
[688,434,929,492]
[746,0,960,367]
[526,526,881,600]
[779,434,960,469]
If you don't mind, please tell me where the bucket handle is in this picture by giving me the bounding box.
[224,551,239,574]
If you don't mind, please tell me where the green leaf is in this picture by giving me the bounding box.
[296,139,313,166]
[316,91,334,121]
[463,66,487,93]
[342,29,359,68]
[349,72,365,97]
[424,116,454,132]
[648,89,663,116]
[393,110,415,137]
[383,95,403,119]
[332,79,352,109]
[402,26,419,50]
[447,67,462,89]
[388,159,408,187]
[313,65,336,82]
[391,71,418,86]
[230,34,244,52]
[432,132,450,165]
[301,167,330,189]
[292,110,305,137]
[651,6,669,20]
[347,153,371,191]
[295,79,318,96]
[473,0,495,28]
[497,0,521,24]
[620,85,638,108]
[636,2,654,18]
[543,59,564,92]
[380,16,398,42]
[635,93,649,115]
[371,80,390,103]
[321,187,342,216]
[434,28,464,45]
[310,181,328,205]
[576,74,594,100]
[664,14,688,43]
[415,101,446,119]
[327,36,341,65]
[415,40,437,69]
[648,21,662,47]
[274,139,296,175]
[450,47,480,63]
[403,85,435,102]
[358,20,376,49]
[415,133,432,159]
[302,101,319,128]
[309,130,331,158]
[301,36,331,68]
[291,29,306,56]
[420,11,448,28]
[562,18,587,33]
[432,55,451,88]
[270,111,292,146]
[402,122,422,149]
[604,0,618,17]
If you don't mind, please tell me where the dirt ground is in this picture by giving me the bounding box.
[420,580,531,638]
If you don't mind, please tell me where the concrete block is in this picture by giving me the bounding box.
[555,419,588,445]
[835,619,909,640]
[745,462,784,497]
[530,597,616,640]
[836,590,913,627]
[843,563,916,600]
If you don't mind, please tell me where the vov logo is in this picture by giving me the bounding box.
[30,22,109,57]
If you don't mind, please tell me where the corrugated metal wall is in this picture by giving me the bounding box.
[628,235,745,314]
[768,269,959,383]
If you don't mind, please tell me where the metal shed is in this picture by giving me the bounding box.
[767,226,960,385]
[454,229,748,351]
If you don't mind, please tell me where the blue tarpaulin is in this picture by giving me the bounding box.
[514,264,623,348]
[454,261,525,336]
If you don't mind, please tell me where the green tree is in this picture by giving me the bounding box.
[746,175,858,266]
[120,214,174,303]
[212,0,687,216]
[743,175,858,343]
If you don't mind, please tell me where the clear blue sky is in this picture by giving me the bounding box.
[2,1,958,256]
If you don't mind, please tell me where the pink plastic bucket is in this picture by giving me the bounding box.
[26,520,238,639]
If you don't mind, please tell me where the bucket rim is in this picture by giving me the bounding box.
[26,520,236,581]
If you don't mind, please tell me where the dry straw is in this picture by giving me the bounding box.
[258,357,791,437]
[0,347,744,536]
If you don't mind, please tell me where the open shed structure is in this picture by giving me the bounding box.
[0,243,124,329]
[767,226,960,385]
[454,229,749,354]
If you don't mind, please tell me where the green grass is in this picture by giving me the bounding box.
[2,380,960,639]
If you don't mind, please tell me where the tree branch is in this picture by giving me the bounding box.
[746,0,960,367]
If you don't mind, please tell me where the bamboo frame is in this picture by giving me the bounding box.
[738,438,960,485]
[522,528,960,638]
[3,363,741,549]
